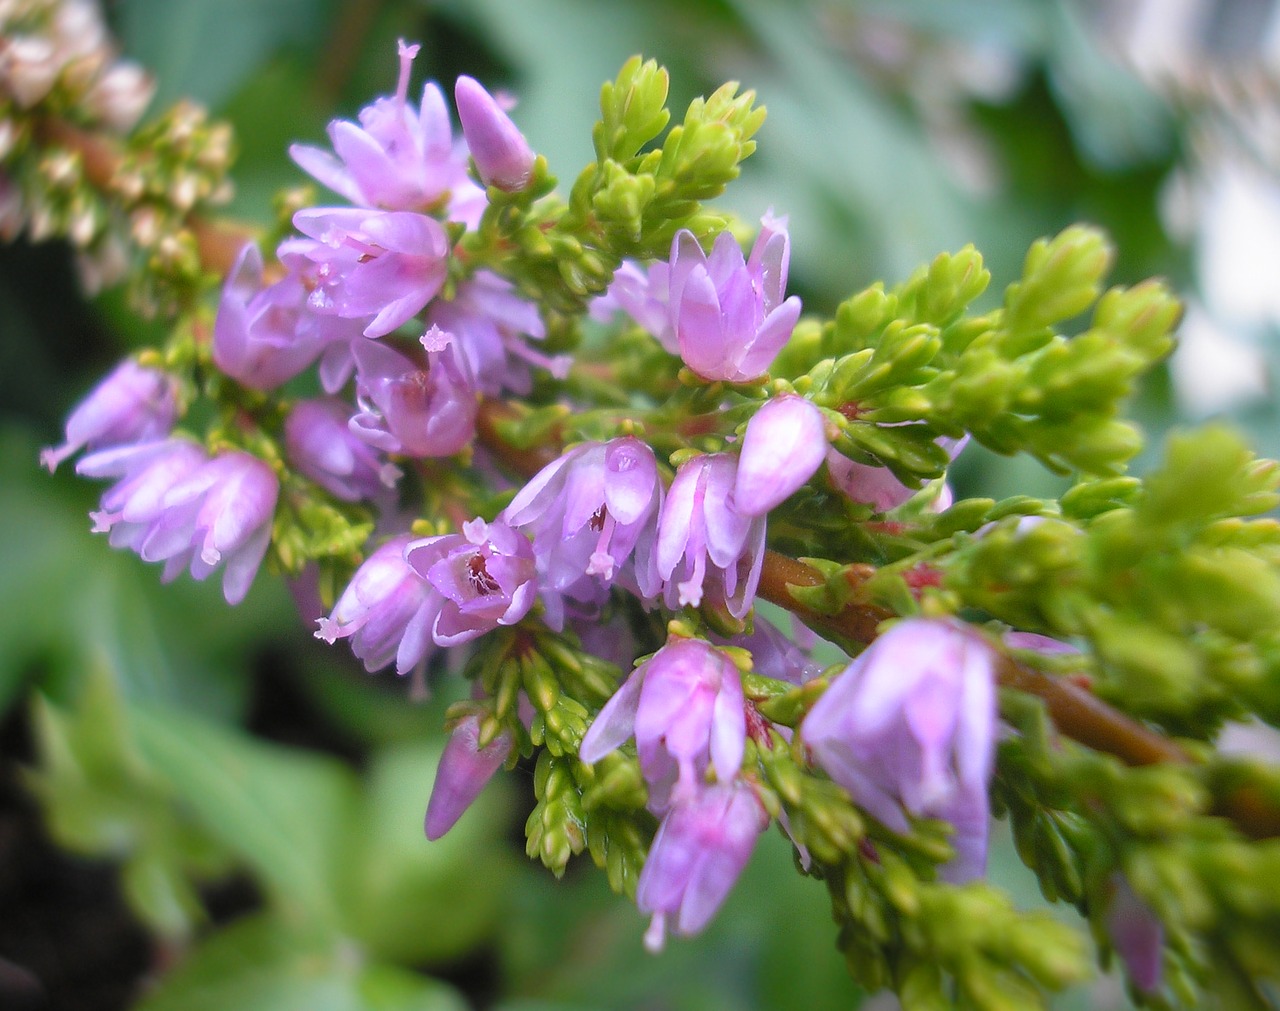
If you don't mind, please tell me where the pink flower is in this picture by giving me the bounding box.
[41,359,178,472]
[801,618,998,883]
[580,637,746,814]
[316,535,440,674]
[668,212,801,382]
[454,75,535,192]
[424,713,513,840]
[733,395,828,516]
[286,398,401,501]
[406,518,537,645]
[635,780,769,950]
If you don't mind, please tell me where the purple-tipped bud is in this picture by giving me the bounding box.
[454,75,535,192]
[668,212,801,382]
[406,518,537,645]
[41,360,178,472]
[424,714,513,840]
[733,395,828,516]
[635,780,769,951]
[316,535,441,674]
[580,637,746,814]
[1107,876,1164,994]
[286,398,401,501]
[801,618,998,883]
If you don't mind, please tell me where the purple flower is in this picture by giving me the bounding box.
[349,327,477,458]
[635,780,769,951]
[592,260,678,353]
[801,618,998,883]
[826,434,967,513]
[316,534,440,674]
[454,75,535,192]
[406,518,537,645]
[79,441,278,605]
[41,359,178,472]
[292,207,450,338]
[290,40,483,221]
[427,270,564,397]
[502,437,662,627]
[212,243,360,391]
[42,363,179,476]
[1107,875,1164,994]
[733,395,828,516]
[579,637,746,814]
[424,713,512,840]
[668,212,801,382]
[285,398,401,501]
[655,454,766,619]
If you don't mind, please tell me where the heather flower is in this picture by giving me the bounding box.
[668,212,801,382]
[733,395,828,516]
[1107,876,1164,994]
[349,327,477,458]
[655,454,766,619]
[579,637,746,814]
[713,616,825,686]
[454,75,535,192]
[826,434,967,513]
[213,243,360,391]
[290,40,483,220]
[41,359,178,472]
[285,398,401,501]
[406,518,537,645]
[591,260,678,353]
[424,713,512,840]
[502,437,662,627]
[801,618,998,883]
[427,270,565,397]
[316,534,440,674]
[635,780,769,951]
[79,442,278,605]
[292,207,450,338]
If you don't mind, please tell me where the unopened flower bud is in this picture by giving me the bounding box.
[424,714,512,840]
[454,75,535,192]
[733,395,827,516]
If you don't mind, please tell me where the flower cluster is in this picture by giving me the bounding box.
[45,39,1004,968]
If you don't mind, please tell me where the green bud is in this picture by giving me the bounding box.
[595,56,671,163]
[1005,225,1113,339]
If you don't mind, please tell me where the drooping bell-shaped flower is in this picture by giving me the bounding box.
[212,243,360,391]
[427,270,564,398]
[292,207,450,338]
[41,359,178,472]
[502,437,662,627]
[406,518,537,645]
[454,75,535,192]
[635,780,769,951]
[285,398,401,502]
[801,617,998,883]
[79,441,278,605]
[424,713,513,840]
[591,259,678,353]
[316,534,440,674]
[655,454,766,619]
[733,395,828,516]
[290,39,483,220]
[668,212,801,382]
[579,637,746,814]
[349,327,477,458]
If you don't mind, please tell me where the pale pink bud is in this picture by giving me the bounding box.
[733,395,827,516]
[424,714,512,840]
[454,75,535,192]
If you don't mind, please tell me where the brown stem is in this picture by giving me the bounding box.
[756,550,1280,838]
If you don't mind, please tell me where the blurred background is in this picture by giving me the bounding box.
[3,0,1280,1008]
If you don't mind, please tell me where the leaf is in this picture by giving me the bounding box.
[134,913,467,1011]
[132,704,359,929]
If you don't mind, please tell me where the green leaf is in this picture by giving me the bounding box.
[132,705,359,928]
[134,913,467,1011]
